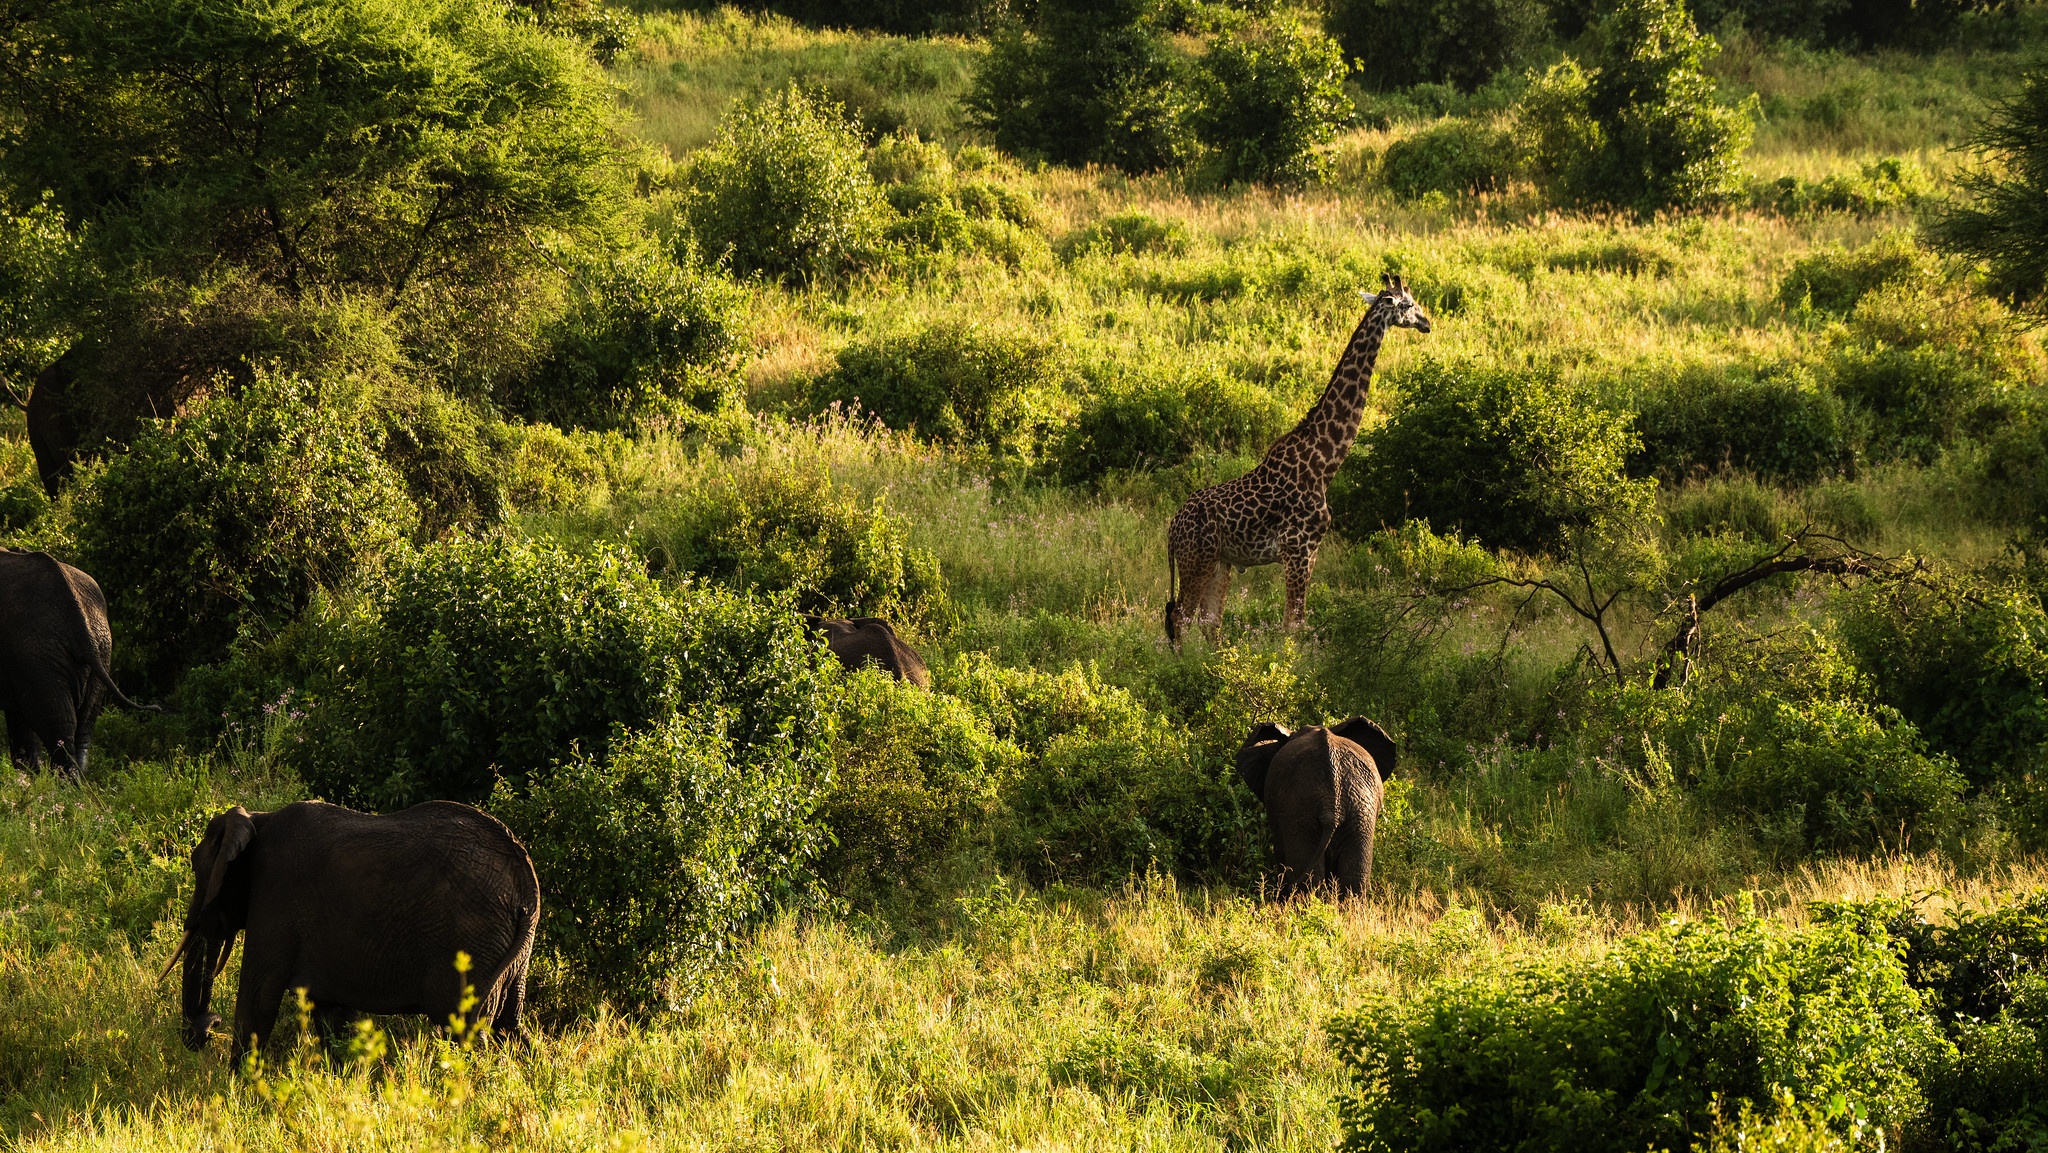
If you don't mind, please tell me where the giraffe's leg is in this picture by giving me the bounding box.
[1201,562,1233,643]
[1173,549,1214,650]
[1283,547,1317,630]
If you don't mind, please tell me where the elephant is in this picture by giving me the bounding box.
[1236,716,1397,899]
[802,614,931,687]
[0,548,158,778]
[168,800,541,1062]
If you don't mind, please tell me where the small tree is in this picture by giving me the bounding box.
[1512,0,1754,212]
[1330,0,1552,93]
[1930,64,2048,318]
[683,87,887,283]
[965,0,1196,174]
[1194,10,1353,185]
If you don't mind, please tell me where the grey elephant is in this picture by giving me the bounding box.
[0,548,157,778]
[802,614,931,687]
[168,800,540,1061]
[1236,716,1396,898]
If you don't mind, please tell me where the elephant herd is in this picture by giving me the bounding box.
[1,549,1395,1058]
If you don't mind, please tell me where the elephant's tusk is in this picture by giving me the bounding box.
[158,930,194,982]
[211,936,235,981]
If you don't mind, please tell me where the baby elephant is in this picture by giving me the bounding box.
[168,800,540,1062]
[1236,717,1397,899]
[802,614,931,687]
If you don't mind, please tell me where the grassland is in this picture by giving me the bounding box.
[2,4,2047,1149]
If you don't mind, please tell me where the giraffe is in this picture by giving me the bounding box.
[1165,273,1431,647]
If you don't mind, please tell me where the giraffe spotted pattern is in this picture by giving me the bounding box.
[1165,273,1432,646]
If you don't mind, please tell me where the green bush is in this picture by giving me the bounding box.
[812,322,1071,461]
[296,535,835,811]
[1930,62,2048,317]
[490,711,827,1013]
[629,456,949,630]
[964,0,1195,174]
[501,256,746,432]
[1837,580,2048,797]
[1059,210,1190,259]
[66,371,416,686]
[1518,0,1754,211]
[1052,370,1289,483]
[1825,287,2015,459]
[1330,0,1552,93]
[1752,158,1932,220]
[1330,362,1651,554]
[1777,233,1934,315]
[1193,10,1352,185]
[377,386,520,537]
[682,87,886,283]
[817,669,1023,903]
[1631,362,1857,483]
[1332,914,1949,1153]
[1931,976,2048,1153]
[1380,120,1519,199]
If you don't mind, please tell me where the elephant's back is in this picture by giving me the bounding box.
[1323,733,1385,819]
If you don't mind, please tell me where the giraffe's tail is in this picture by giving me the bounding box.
[1164,537,1180,645]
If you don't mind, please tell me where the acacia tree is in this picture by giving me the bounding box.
[0,0,632,484]
[1931,64,2048,318]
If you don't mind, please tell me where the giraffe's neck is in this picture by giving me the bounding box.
[1263,305,1394,487]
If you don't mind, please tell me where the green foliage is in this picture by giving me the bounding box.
[816,669,1023,903]
[1632,362,1856,483]
[965,0,1196,174]
[1331,362,1652,554]
[1192,11,1353,186]
[1380,120,1520,199]
[501,256,747,432]
[0,198,73,392]
[682,87,886,283]
[0,0,626,311]
[1826,288,2017,460]
[1051,370,1289,483]
[1777,233,1934,316]
[1837,579,2048,797]
[1518,0,1755,211]
[1931,62,2048,316]
[629,456,949,625]
[1751,157,1933,219]
[1059,210,1190,259]
[1331,0,1552,93]
[1930,975,2048,1153]
[296,535,835,811]
[813,322,1070,461]
[65,371,416,687]
[489,712,827,1013]
[1332,913,1948,1153]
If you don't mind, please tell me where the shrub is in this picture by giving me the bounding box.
[1331,362,1651,554]
[376,386,520,537]
[295,535,835,811]
[1519,0,1754,211]
[1777,233,1934,315]
[1930,63,2048,316]
[965,0,1196,174]
[489,712,827,1012]
[1193,11,1352,186]
[1930,976,2048,1153]
[1059,210,1190,259]
[502,256,746,432]
[1631,362,1857,483]
[1380,120,1519,199]
[1332,914,1949,1153]
[1052,370,1289,483]
[1330,0,1552,93]
[812,322,1070,461]
[66,371,415,686]
[682,87,886,283]
[1752,158,1932,219]
[629,456,950,630]
[1837,580,2048,796]
[1890,891,2048,1024]
[817,670,1023,903]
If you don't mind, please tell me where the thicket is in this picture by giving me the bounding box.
[1931,60,2048,318]
[1329,0,1551,92]
[811,322,1071,461]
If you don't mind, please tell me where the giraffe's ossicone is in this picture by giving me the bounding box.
[1165,273,1432,647]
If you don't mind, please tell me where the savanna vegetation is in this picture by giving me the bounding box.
[2,0,2048,1147]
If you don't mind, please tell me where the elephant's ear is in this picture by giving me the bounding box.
[1236,722,1292,800]
[1330,716,1397,777]
[200,807,256,911]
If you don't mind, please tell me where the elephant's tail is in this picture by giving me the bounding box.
[34,551,162,714]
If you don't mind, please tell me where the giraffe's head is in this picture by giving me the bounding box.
[1371,273,1432,333]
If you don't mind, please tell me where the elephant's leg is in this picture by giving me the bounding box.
[231,969,292,1068]
[1272,810,1337,900]
[1329,816,1375,899]
[5,712,41,775]
[20,687,77,781]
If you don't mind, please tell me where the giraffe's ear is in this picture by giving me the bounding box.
[1381,272,1393,289]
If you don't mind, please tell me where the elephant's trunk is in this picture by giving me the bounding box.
[180,932,233,1051]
